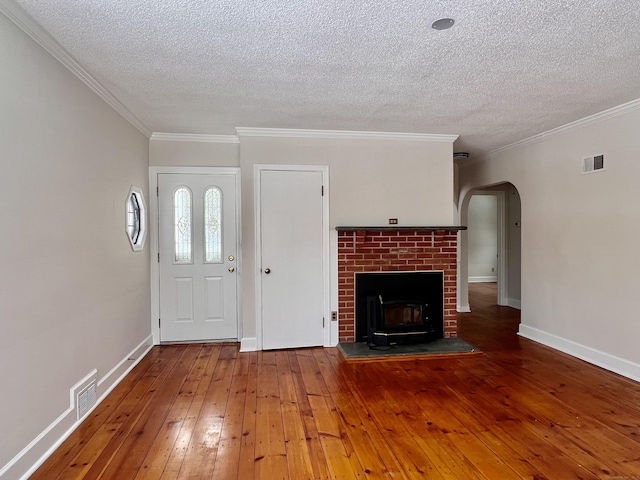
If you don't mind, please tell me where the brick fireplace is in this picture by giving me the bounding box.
[336,227,465,343]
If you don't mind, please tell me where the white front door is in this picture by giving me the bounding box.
[259,167,327,350]
[158,173,238,342]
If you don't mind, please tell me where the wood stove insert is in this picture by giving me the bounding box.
[355,271,444,346]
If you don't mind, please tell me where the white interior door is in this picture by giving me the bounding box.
[158,173,238,342]
[259,168,326,350]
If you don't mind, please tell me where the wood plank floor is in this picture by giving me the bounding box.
[32,283,640,479]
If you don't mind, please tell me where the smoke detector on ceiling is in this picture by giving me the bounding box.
[453,152,469,159]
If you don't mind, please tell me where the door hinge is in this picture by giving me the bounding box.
[323,317,325,328]
[156,186,159,197]
[321,185,324,196]
[158,318,161,328]
[158,252,160,262]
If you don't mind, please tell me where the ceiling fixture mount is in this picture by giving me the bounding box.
[453,152,469,159]
[432,18,455,30]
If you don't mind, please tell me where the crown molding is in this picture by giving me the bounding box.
[235,127,458,143]
[150,132,240,144]
[0,0,151,138]
[471,96,640,165]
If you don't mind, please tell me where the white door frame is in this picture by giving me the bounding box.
[490,190,508,306]
[149,166,242,345]
[254,164,330,350]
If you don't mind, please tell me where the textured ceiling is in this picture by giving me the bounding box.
[9,0,640,158]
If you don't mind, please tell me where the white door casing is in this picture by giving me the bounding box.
[256,165,330,350]
[151,168,241,343]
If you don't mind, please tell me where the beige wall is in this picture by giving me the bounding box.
[458,104,640,378]
[238,135,455,341]
[239,135,455,228]
[148,134,455,345]
[150,133,456,346]
[150,139,240,167]
[0,12,150,478]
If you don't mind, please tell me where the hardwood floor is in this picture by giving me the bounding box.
[32,283,640,479]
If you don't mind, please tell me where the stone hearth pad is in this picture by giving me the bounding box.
[338,338,480,361]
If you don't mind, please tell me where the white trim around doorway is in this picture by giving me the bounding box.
[149,166,242,345]
[254,164,332,350]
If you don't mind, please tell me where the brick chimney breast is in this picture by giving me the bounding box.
[336,227,465,343]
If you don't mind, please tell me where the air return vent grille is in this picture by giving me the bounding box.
[77,381,96,420]
[582,154,605,174]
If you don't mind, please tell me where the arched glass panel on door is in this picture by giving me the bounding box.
[204,187,222,263]
[174,187,192,263]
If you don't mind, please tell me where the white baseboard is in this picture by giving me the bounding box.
[1,335,154,480]
[240,337,258,352]
[518,325,640,383]
[457,304,471,313]
[97,335,154,396]
[468,276,498,283]
[506,297,521,309]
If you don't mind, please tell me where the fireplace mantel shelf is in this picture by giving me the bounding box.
[336,225,467,231]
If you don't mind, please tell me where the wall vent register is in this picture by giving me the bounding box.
[582,154,605,174]
[77,381,96,420]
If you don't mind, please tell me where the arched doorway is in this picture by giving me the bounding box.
[458,182,521,312]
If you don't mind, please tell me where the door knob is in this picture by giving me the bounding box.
[228,267,235,272]
[264,268,271,274]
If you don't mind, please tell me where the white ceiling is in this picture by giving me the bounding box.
[8,0,640,158]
